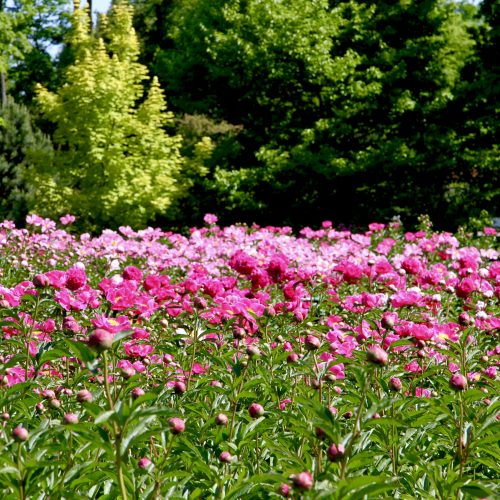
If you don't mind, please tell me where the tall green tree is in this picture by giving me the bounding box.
[1,0,71,108]
[134,0,476,229]
[0,0,32,106]
[0,97,53,223]
[28,1,185,230]
[451,0,500,222]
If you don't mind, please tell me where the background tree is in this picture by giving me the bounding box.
[1,0,71,108]
[133,0,478,229]
[27,1,186,231]
[450,0,500,223]
[0,97,53,223]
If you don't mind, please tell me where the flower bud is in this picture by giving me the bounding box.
[292,471,313,490]
[304,334,321,350]
[121,367,136,379]
[88,329,114,352]
[173,381,186,395]
[131,387,145,399]
[63,413,79,425]
[219,451,232,463]
[168,417,185,434]
[389,377,402,392]
[76,389,93,403]
[138,457,152,469]
[246,345,261,358]
[33,274,50,288]
[12,426,29,442]
[450,373,467,391]
[287,352,299,363]
[193,296,207,310]
[315,427,326,440]
[366,346,389,366]
[277,483,291,497]
[42,389,56,400]
[248,403,264,418]
[48,398,61,409]
[381,315,395,329]
[215,413,229,426]
[232,327,246,339]
[327,443,345,462]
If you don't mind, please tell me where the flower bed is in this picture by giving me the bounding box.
[0,215,498,498]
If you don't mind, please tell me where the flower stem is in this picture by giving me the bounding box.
[340,369,370,480]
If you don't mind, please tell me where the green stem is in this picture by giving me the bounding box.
[340,370,370,480]
[103,352,128,500]
[255,431,260,473]
[458,393,465,478]
[391,402,398,475]
[17,444,25,500]
[186,318,200,390]
[154,436,174,497]
[25,295,41,381]
[229,365,246,442]
[103,352,114,410]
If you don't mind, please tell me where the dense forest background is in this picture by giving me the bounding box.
[0,0,498,232]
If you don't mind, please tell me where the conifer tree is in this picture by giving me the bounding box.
[0,97,52,223]
[29,1,184,230]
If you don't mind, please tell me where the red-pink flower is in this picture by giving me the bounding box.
[391,291,424,308]
[123,342,153,358]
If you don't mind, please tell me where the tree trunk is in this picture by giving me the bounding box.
[0,73,6,109]
[88,0,93,29]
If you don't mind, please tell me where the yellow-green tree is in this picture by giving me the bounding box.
[28,2,184,230]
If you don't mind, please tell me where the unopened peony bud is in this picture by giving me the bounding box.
[33,274,50,288]
[248,403,264,418]
[121,367,136,379]
[63,413,79,425]
[389,377,402,392]
[138,457,152,469]
[381,315,395,329]
[287,352,299,363]
[173,381,186,395]
[88,329,114,352]
[327,443,345,462]
[215,413,229,426]
[304,334,321,350]
[277,483,291,497]
[76,389,93,403]
[246,345,261,358]
[12,426,29,442]
[232,327,246,339]
[315,427,326,440]
[450,373,467,391]
[42,389,56,400]
[49,398,61,409]
[131,387,145,399]
[219,451,232,463]
[292,471,313,490]
[366,346,389,366]
[168,417,185,434]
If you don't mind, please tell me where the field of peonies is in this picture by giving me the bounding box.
[0,214,498,499]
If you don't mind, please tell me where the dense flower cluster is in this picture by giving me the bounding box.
[0,215,497,498]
